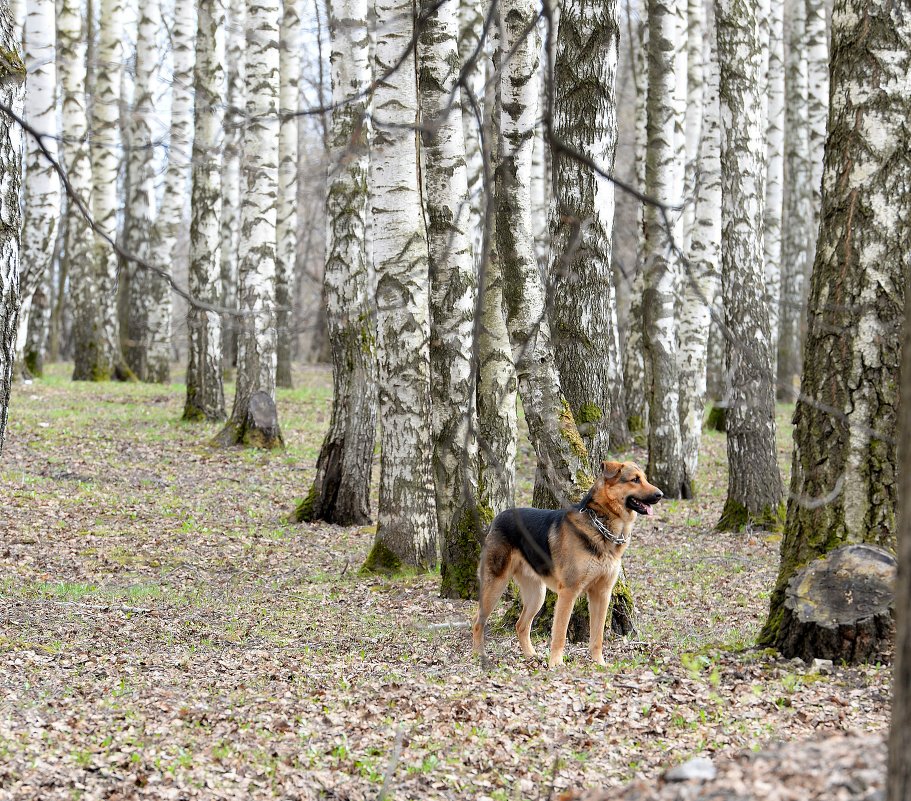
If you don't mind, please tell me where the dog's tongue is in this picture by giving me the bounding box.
[643,503,654,516]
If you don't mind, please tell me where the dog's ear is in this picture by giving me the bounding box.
[601,460,622,482]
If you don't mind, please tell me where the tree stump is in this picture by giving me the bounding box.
[776,544,895,664]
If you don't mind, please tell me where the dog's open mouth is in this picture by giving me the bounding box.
[626,496,654,516]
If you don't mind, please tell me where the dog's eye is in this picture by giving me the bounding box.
[630,476,640,484]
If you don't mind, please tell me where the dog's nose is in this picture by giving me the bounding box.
[655,490,664,500]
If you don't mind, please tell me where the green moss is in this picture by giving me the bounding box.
[559,398,589,461]
[757,603,785,647]
[291,483,319,523]
[608,578,637,636]
[0,49,26,79]
[717,500,785,533]
[706,405,727,432]
[577,403,603,424]
[361,539,402,575]
[627,414,644,434]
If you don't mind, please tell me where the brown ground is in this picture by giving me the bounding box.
[0,366,892,800]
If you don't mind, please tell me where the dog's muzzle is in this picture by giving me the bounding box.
[626,491,663,516]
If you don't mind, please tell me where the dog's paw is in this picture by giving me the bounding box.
[547,655,565,670]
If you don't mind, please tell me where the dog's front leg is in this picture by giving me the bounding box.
[548,591,578,668]
[587,583,611,665]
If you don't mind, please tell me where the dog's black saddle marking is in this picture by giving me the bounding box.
[493,507,563,576]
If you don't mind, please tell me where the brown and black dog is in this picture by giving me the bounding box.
[472,461,663,668]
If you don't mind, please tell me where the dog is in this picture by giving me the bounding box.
[472,460,663,668]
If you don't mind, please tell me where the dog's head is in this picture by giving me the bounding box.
[589,460,664,521]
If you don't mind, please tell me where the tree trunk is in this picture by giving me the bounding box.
[550,0,628,463]
[678,14,721,493]
[124,0,162,382]
[220,0,245,369]
[418,0,485,599]
[292,0,376,526]
[643,0,686,499]
[458,0,485,270]
[275,0,302,389]
[761,0,909,646]
[17,0,59,375]
[77,0,127,382]
[499,0,592,510]
[0,4,25,449]
[361,0,438,572]
[184,0,226,423]
[776,0,811,401]
[804,0,828,248]
[715,0,783,531]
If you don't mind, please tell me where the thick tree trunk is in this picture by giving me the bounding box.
[715,0,783,531]
[418,0,485,599]
[124,0,162,382]
[293,0,376,526]
[184,0,226,423]
[216,0,284,448]
[18,0,59,374]
[550,0,628,463]
[776,0,811,401]
[678,19,721,492]
[643,0,686,499]
[0,5,25,449]
[498,0,592,510]
[275,0,302,389]
[361,0,438,571]
[761,0,910,646]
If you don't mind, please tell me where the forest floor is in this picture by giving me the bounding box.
[0,365,891,800]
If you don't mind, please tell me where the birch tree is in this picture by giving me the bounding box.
[679,20,721,491]
[761,0,910,647]
[777,0,811,399]
[361,0,438,572]
[715,0,782,530]
[293,0,376,526]
[17,0,59,375]
[0,9,25,448]
[459,0,485,264]
[216,0,285,447]
[418,0,484,598]
[805,0,828,242]
[184,0,226,422]
[550,0,628,462]
[75,0,126,381]
[643,0,686,498]
[124,0,162,382]
[275,0,301,389]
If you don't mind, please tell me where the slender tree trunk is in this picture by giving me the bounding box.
[17,0,59,375]
[679,17,721,491]
[361,0,438,571]
[184,0,226,422]
[275,0,301,389]
[124,0,162,382]
[24,271,51,375]
[761,0,910,645]
[715,0,782,531]
[0,4,25,449]
[477,2,518,519]
[643,0,686,498]
[804,0,828,245]
[550,0,628,463]
[76,0,127,381]
[458,0,485,272]
[293,0,376,526]
[418,0,484,598]
[220,0,245,369]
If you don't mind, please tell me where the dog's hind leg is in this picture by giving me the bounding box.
[513,571,546,659]
[472,558,512,668]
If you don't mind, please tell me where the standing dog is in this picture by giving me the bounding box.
[472,461,663,668]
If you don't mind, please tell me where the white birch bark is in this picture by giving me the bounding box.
[216,0,284,446]
[296,0,376,526]
[805,0,828,243]
[76,0,125,381]
[275,0,301,389]
[681,0,703,249]
[220,0,245,366]
[498,0,592,508]
[477,5,518,516]
[0,6,25,448]
[419,0,483,597]
[678,19,721,489]
[362,0,438,571]
[777,0,811,400]
[715,0,783,529]
[458,0,485,270]
[764,0,785,377]
[623,9,648,435]
[124,0,161,382]
[643,0,686,498]
[550,0,627,461]
[17,0,59,372]
[184,0,225,421]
